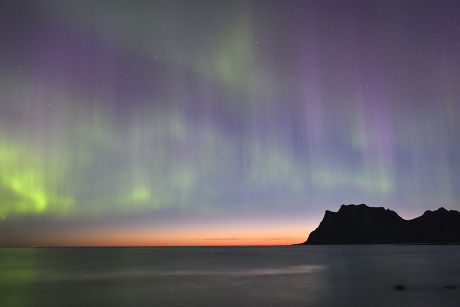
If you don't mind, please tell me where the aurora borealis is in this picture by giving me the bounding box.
[0,0,459,246]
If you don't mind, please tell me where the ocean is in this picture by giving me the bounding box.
[1,245,459,306]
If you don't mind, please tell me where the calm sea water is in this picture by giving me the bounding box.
[1,245,459,306]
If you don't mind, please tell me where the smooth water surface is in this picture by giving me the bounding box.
[1,245,459,306]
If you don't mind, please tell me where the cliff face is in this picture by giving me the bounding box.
[304,204,460,244]
[406,208,460,243]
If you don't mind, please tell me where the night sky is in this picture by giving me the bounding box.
[0,0,459,246]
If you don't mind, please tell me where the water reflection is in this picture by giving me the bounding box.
[0,246,459,306]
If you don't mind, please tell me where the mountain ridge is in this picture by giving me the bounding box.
[302,204,460,245]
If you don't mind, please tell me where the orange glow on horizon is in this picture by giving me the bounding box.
[24,224,316,247]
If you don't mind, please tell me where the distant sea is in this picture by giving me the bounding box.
[1,245,460,306]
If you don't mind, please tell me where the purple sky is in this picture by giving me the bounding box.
[0,0,459,245]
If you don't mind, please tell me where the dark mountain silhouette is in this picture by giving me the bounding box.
[303,204,460,244]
